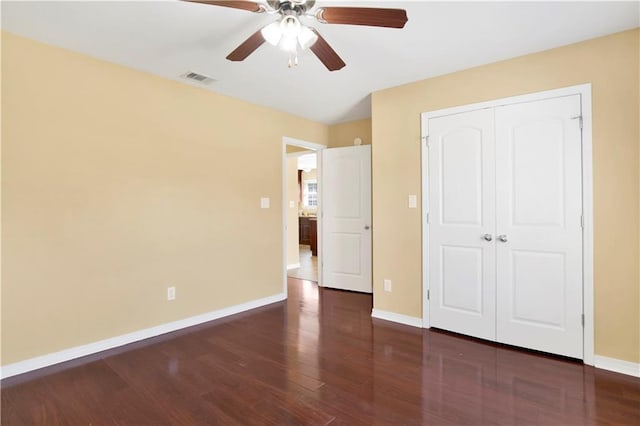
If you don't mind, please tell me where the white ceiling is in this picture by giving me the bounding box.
[2,1,638,124]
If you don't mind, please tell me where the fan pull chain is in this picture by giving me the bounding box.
[288,53,299,68]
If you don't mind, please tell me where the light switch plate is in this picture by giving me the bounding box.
[408,195,417,208]
[261,197,270,209]
[289,200,295,208]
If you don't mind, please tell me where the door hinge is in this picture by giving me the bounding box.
[426,212,429,224]
[571,115,583,129]
[422,135,429,148]
[427,289,430,300]
[580,215,584,229]
[581,314,585,327]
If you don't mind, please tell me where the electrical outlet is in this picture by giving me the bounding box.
[383,279,392,292]
[167,286,176,301]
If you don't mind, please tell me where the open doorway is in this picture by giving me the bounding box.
[287,152,318,282]
[281,137,325,294]
[282,138,372,295]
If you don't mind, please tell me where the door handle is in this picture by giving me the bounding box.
[483,234,493,242]
[498,234,508,243]
[364,225,371,230]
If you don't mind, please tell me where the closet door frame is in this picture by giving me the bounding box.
[420,84,594,365]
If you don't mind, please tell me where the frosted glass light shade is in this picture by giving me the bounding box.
[298,26,318,50]
[261,21,282,46]
[280,16,301,38]
[279,35,298,53]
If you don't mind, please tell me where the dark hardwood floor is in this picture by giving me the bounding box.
[2,278,640,425]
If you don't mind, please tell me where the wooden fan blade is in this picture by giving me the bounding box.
[309,29,345,71]
[184,1,264,13]
[317,7,408,28]
[226,29,266,61]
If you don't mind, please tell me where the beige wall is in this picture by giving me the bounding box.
[286,145,311,154]
[372,29,640,363]
[328,118,372,148]
[286,156,299,266]
[4,27,639,368]
[1,32,328,365]
[302,169,317,180]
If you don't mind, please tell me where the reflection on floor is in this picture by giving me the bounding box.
[287,244,318,282]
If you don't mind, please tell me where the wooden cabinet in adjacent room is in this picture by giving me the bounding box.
[309,218,317,256]
[299,217,317,256]
[299,217,311,245]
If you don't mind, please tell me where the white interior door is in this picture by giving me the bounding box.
[428,109,497,340]
[495,95,583,358]
[322,145,371,293]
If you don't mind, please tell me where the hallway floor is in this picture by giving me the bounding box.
[287,244,318,282]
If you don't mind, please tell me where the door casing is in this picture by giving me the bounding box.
[420,84,594,365]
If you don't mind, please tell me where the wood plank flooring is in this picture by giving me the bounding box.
[2,278,640,425]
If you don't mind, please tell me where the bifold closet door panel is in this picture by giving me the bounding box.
[494,95,584,359]
[428,108,497,341]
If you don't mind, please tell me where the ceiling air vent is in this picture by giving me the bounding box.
[181,71,216,85]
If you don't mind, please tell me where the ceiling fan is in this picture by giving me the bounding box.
[184,0,408,71]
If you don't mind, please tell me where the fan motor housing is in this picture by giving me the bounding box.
[267,0,316,15]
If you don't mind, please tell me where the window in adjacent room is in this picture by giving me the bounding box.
[303,180,318,207]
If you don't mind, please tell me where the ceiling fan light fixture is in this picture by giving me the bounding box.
[263,15,316,55]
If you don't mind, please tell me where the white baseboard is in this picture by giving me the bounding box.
[1,292,286,379]
[594,355,640,378]
[371,309,423,328]
[286,263,300,270]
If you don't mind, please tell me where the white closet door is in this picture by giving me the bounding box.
[495,95,583,359]
[428,109,497,341]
